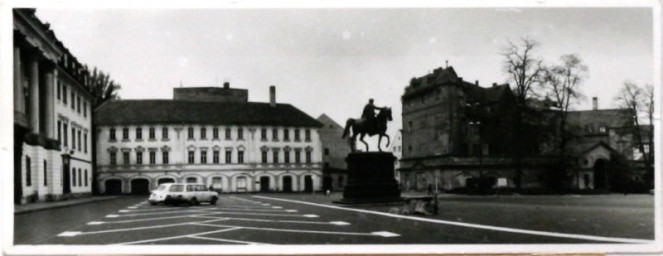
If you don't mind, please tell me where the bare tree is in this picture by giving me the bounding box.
[615,82,654,184]
[541,54,588,189]
[87,66,121,108]
[500,38,544,190]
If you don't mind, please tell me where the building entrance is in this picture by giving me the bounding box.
[131,179,150,195]
[260,177,270,192]
[282,176,293,192]
[304,175,313,192]
[105,179,122,195]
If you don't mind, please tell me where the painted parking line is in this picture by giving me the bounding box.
[195,215,351,226]
[197,207,293,213]
[90,214,218,225]
[189,235,267,245]
[115,227,244,245]
[199,211,318,218]
[58,218,228,237]
[253,195,653,244]
[194,222,399,237]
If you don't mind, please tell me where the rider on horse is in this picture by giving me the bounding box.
[361,99,385,134]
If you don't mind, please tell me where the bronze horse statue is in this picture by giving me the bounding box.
[342,108,392,152]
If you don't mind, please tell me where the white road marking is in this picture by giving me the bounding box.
[115,227,241,245]
[303,214,319,218]
[57,231,82,237]
[98,214,219,224]
[128,206,138,209]
[196,215,345,225]
[198,207,291,213]
[119,210,130,213]
[372,231,400,237]
[271,206,283,209]
[189,235,267,245]
[115,209,202,217]
[201,211,316,218]
[87,221,104,225]
[105,214,119,218]
[73,218,225,236]
[285,209,298,213]
[261,203,271,206]
[253,195,653,244]
[194,223,391,237]
[117,207,184,213]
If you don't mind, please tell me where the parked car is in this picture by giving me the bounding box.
[149,183,218,206]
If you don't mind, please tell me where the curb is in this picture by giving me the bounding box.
[14,196,120,215]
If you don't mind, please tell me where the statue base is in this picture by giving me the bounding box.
[333,152,402,204]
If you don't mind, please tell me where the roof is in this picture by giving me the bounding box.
[95,100,323,127]
[565,108,633,128]
[316,114,343,130]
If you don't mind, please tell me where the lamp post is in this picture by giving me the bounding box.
[467,102,484,193]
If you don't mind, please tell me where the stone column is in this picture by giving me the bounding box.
[44,66,55,139]
[14,46,25,114]
[28,54,40,133]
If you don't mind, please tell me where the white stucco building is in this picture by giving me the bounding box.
[14,9,93,204]
[95,84,324,194]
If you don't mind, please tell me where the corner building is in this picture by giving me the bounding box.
[14,9,94,204]
[95,84,324,194]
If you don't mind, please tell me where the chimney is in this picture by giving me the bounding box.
[270,85,276,107]
[475,80,479,86]
[592,97,598,110]
[492,82,497,87]
[223,82,230,89]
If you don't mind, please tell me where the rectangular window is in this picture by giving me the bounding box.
[162,151,169,164]
[77,96,81,113]
[225,128,231,140]
[136,127,142,140]
[201,127,207,139]
[78,168,82,186]
[123,152,130,165]
[64,124,68,146]
[136,152,143,165]
[201,150,208,164]
[162,127,168,140]
[294,129,300,141]
[225,151,232,163]
[238,128,244,140]
[122,128,129,140]
[238,151,244,164]
[149,127,155,139]
[71,127,76,149]
[213,128,219,139]
[150,151,156,164]
[71,91,75,110]
[188,127,194,139]
[84,170,88,187]
[262,151,268,163]
[306,151,312,163]
[57,81,61,100]
[62,85,67,104]
[284,151,290,163]
[43,160,47,186]
[25,156,31,186]
[84,133,88,153]
[109,128,115,141]
[324,148,330,155]
[283,129,290,141]
[273,151,279,163]
[57,121,61,143]
[261,128,267,140]
[188,151,195,164]
[295,151,301,164]
[110,152,117,165]
[83,101,87,117]
[272,128,278,141]
[305,129,311,141]
[77,130,81,151]
[213,150,220,164]
[72,168,76,187]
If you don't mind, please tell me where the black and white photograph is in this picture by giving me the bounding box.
[2,0,661,255]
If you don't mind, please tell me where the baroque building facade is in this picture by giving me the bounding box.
[94,84,324,194]
[14,9,94,204]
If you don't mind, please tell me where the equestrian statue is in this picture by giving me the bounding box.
[342,98,392,152]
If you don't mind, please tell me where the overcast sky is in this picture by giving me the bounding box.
[35,6,654,145]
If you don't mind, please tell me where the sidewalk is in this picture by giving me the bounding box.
[14,196,120,214]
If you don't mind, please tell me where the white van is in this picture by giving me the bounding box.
[149,183,219,206]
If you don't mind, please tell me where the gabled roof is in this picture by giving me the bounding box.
[580,141,619,156]
[95,100,323,127]
[316,114,343,130]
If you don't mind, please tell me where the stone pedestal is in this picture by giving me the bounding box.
[335,152,401,204]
